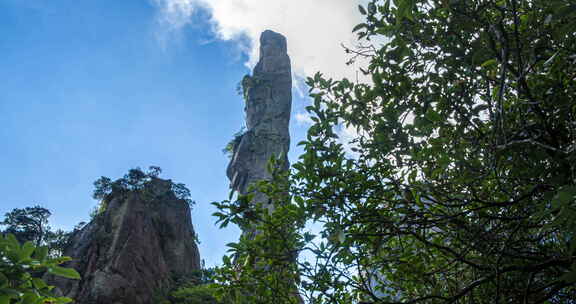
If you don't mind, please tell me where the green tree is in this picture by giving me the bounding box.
[92,166,195,211]
[1,207,72,257]
[215,0,576,303]
[213,159,304,304]
[1,206,52,247]
[43,229,72,258]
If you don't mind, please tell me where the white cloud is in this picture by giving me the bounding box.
[153,0,371,81]
[153,0,376,157]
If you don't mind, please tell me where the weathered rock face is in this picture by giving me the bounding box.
[227,30,292,210]
[52,179,201,304]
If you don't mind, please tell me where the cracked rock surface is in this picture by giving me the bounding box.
[50,179,201,304]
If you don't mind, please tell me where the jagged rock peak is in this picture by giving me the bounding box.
[50,178,201,304]
[260,30,287,58]
[254,30,291,75]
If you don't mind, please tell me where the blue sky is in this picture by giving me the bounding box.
[0,0,366,266]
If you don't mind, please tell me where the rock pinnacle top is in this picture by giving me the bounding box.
[254,30,291,75]
[260,30,288,58]
[227,29,292,210]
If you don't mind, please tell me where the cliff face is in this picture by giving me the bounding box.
[227,30,292,211]
[52,179,200,304]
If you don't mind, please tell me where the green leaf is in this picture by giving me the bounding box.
[32,246,48,262]
[21,292,38,304]
[54,297,74,304]
[303,232,316,242]
[368,2,377,14]
[425,110,442,122]
[5,234,20,250]
[0,296,10,304]
[358,5,367,15]
[19,241,35,262]
[48,266,80,280]
[0,273,7,288]
[472,104,489,114]
[32,278,47,290]
[481,59,497,68]
[352,23,367,33]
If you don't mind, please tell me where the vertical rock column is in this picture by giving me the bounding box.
[227,30,301,302]
[226,30,292,218]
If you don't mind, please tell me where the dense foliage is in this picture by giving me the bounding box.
[214,0,576,303]
[157,268,228,304]
[92,166,195,213]
[0,233,80,304]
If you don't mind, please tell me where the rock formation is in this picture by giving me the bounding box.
[226,30,302,303]
[51,179,201,304]
[227,29,292,215]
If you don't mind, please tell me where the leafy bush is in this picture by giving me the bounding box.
[222,127,246,158]
[156,267,228,304]
[0,233,80,304]
[170,284,224,304]
[92,166,195,213]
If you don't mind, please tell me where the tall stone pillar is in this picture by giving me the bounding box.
[226,30,302,303]
[226,30,292,216]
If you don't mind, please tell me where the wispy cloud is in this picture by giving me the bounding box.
[153,0,373,156]
[153,0,198,30]
[153,0,370,81]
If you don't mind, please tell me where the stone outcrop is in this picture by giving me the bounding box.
[51,179,201,304]
[227,30,292,211]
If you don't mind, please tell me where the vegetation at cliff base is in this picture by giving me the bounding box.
[213,0,576,303]
[0,233,80,304]
[158,268,229,304]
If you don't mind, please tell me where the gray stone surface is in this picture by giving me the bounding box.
[226,30,292,211]
[50,179,201,304]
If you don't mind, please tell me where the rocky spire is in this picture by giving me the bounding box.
[226,30,292,213]
[228,31,302,302]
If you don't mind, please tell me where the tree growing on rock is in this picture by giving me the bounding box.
[92,166,195,213]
